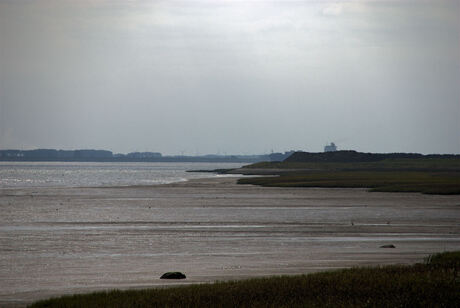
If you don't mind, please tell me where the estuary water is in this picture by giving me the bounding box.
[0,162,246,188]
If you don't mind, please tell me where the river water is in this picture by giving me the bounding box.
[0,162,246,188]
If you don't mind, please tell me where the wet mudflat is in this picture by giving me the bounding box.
[1,177,459,307]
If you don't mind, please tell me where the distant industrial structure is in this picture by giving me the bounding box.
[324,142,337,152]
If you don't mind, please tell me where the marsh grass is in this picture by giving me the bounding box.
[246,157,460,172]
[237,170,460,194]
[29,251,460,308]
[238,157,460,194]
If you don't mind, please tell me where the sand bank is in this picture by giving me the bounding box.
[1,177,459,307]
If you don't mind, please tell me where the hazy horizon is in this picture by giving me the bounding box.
[1,0,459,155]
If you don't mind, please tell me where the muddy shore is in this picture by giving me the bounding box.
[1,177,459,307]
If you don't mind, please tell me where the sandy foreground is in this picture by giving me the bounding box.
[1,177,459,307]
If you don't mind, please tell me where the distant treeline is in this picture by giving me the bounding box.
[0,149,115,161]
[285,150,460,163]
[3,149,458,163]
[0,149,272,163]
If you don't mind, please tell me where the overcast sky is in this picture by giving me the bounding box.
[1,0,459,155]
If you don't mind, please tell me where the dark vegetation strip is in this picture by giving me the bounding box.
[245,157,460,172]
[237,171,460,194]
[237,157,460,194]
[29,251,460,308]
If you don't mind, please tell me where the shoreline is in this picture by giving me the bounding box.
[1,177,459,307]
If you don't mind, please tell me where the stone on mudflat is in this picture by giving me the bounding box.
[380,244,396,248]
[160,272,186,279]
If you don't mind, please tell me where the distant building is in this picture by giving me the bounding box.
[324,142,337,152]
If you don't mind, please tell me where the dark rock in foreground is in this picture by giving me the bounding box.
[160,272,186,279]
[380,244,396,248]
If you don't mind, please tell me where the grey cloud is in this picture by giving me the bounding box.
[0,0,459,154]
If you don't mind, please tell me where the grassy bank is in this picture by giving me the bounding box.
[237,157,460,194]
[29,251,460,308]
[245,157,460,172]
[238,171,460,194]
